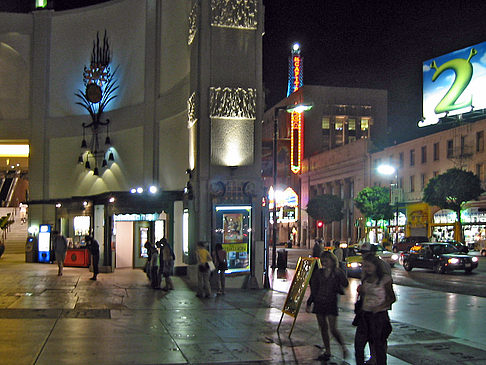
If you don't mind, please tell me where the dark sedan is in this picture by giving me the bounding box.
[402,242,479,274]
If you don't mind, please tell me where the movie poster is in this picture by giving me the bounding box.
[223,213,244,243]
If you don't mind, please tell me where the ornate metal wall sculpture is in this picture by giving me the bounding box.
[210,0,258,30]
[209,87,256,119]
[188,2,198,45]
[75,31,119,176]
[187,92,197,128]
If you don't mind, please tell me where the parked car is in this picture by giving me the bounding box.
[402,242,479,274]
[439,240,469,254]
[392,236,428,252]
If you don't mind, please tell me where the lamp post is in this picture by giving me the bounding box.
[271,103,313,269]
[377,164,400,245]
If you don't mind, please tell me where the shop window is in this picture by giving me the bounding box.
[433,142,440,161]
[421,146,427,164]
[447,139,453,158]
[410,175,415,192]
[476,131,484,153]
[348,119,356,130]
[410,149,415,166]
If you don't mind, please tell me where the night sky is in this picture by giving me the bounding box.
[4,0,486,143]
[263,0,486,142]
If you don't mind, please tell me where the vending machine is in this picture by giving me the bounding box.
[38,224,51,263]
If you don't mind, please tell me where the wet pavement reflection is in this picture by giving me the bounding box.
[0,253,485,364]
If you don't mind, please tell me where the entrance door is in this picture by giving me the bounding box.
[115,222,133,268]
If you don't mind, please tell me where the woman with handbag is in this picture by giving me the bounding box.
[212,244,228,295]
[306,250,349,361]
[354,253,396,365]
[196,241,212,298]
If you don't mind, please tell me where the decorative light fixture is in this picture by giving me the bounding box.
[75,30,119,175]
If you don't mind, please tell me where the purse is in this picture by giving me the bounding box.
[208,261,216,271]
[352,295,363,326]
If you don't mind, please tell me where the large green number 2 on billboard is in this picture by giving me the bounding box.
[431,48,477,114]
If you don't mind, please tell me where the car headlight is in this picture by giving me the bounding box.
[472,257,479,262]
[448,258,460,264]
[347,262,360,268]
[391,254,399,261]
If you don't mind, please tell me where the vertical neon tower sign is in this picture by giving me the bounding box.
[287,43,303,97]
[287,43,304,174]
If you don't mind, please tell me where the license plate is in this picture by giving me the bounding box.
[465,263,471,268]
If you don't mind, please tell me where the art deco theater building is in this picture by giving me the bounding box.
[0,0,264,286]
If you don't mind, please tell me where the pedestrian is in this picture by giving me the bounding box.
[147,241,159,289]
[196,241,212,298]
[307,250,349,361]
[312,239,322,258]
[52,230,67,276]
[212,243,228,295]
[158,238,175,291]
[333,241,344,269]
[85,235,100,281]
[369,244,392,276]
[354,253,396,365]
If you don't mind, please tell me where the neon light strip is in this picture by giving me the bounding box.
[0,144,29,157]
[215,206,252,211]
[290,112,302,173]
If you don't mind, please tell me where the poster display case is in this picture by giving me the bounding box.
[214,205,252,273]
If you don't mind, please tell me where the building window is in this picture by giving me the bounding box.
[335,120,344,130]
[410,149,415,166]
[421,146,427,164]
[421,173,426,189]
[447,139,453,158]
[399,152,404,168]
[476,131,484,153]
[461,135,466,155]
[360,118,369,131]
[410,175,415,192]
[399,176,403,189]
[433,171,439,177]
[322,117,330,135]
[374,158,381,168]
[433,142,439,161]
[476,163,484,181]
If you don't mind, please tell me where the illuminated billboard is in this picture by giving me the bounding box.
[421,41,486,127]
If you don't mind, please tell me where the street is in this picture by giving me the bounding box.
[274,246,486,298]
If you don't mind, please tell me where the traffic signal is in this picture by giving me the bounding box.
[317,220,323,228]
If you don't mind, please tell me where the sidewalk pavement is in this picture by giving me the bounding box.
[1,253,486,364]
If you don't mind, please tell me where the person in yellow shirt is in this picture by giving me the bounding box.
[196,241,212,298]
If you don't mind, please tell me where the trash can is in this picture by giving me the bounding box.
[277,249,287,270]
[25,236,38,263]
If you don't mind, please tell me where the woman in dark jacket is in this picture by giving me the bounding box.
[307,250,349,361]
[158,238,175,291]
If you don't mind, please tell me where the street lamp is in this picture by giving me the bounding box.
[377,164,400,245]
[271,103,313,269]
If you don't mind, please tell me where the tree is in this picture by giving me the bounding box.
[355,186,394,240]
[306,194,344,240]
[423,168,483,241]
